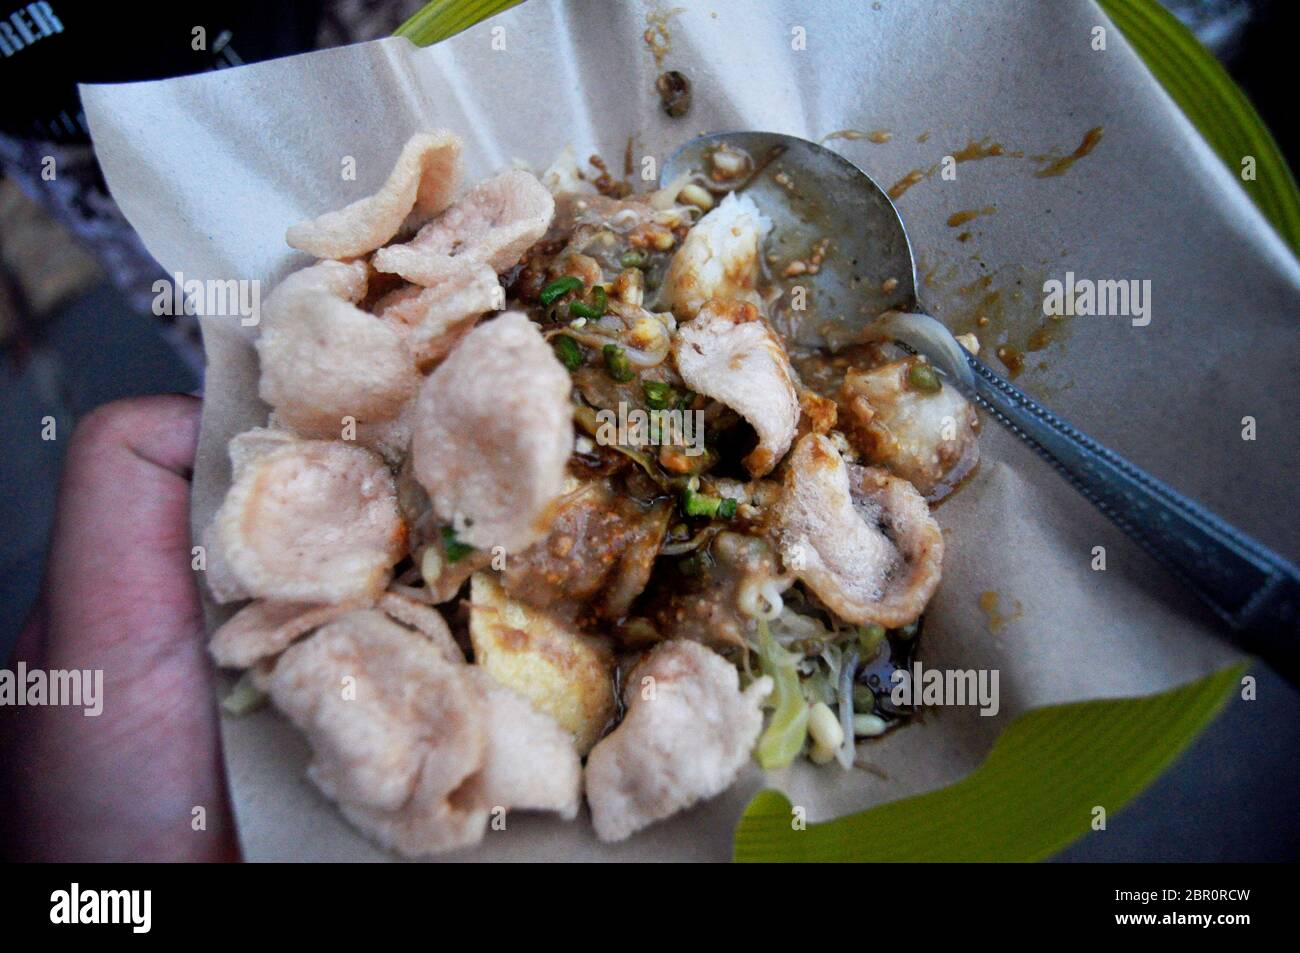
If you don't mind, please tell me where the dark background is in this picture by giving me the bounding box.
[0,0,1295,862]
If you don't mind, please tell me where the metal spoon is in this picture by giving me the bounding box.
[663,130,1299,682]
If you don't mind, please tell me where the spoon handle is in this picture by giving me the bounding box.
[964,352,1299,683]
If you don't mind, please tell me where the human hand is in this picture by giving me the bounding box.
[2,395,238,861]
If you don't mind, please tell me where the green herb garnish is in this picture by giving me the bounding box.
[553,335,584,371]
[539,275,583,306]
[441,526,474,564]
[642,379,676,409]
[603,343,635,382]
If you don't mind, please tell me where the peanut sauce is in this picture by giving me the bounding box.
[1033,126,1104,178]
[946,205,996,228]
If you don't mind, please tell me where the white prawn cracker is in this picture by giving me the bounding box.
[205,435,406,605]
[412,311,573,553]
[256,259,419,432]
[673,299,800,477]
[372,168,554,285]
[662,191,771,319]
[285,130,462,259]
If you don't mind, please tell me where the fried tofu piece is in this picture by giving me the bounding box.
[771,434,943,628]
[673,299,800,476]
[256,259,418,434]
[468,572,615,755]
[372,169,554,285]
[585,640,771,842]
[411,312,572,553]
[205,434,405,604]
[285,131,462,259]
[662,192,770,320]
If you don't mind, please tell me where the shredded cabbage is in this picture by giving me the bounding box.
[754,618,809,769]
[221,670,266,716]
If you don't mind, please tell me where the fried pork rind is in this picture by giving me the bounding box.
[256,259,418,434]
[374,263,500,370]
[662,192,771,320]
[673,299,800,477]
[840,358,980,501]
[372,169,554,286]
[585,640,772,842]
[469,572,616,755]
[285,131,462,259]
[206,435,405,604]
[412,311,572,553]
[267,611,490,856]
[772,434,943,628]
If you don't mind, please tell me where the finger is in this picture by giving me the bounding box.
[8,394,238,860]
[42,395,204,671]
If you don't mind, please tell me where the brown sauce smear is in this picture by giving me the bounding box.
[1033,126,1104,178]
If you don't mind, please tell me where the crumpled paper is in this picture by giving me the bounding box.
[79,0,1296,861]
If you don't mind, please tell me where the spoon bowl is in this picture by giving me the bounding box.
[662,131,920,350]
[661,130,1300,681]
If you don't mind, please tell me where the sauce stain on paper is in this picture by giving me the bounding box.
[946,206,996,228]
[1032,126,1104,178]
[823,128,893,144]
[979,591,1023,633]
[884,128,1104,201]
[644,6,685,67]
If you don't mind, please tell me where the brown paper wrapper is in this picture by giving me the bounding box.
[81,0,1295,860]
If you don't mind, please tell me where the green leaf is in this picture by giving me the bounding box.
[395,0,523,46]
[734,663,1247,862]
[1096,0,1300,252]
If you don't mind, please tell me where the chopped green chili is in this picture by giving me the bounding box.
[568,285,607,319]
[682,488,737,520]
[539,275,583,306]
[441,526,474,564]
[603,343,635,382]
[553,335,584,371]
[642,379,676,409]
[681,487,720,518]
